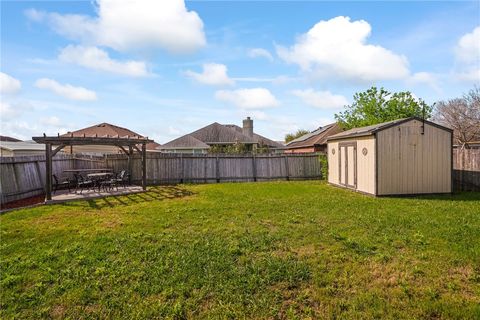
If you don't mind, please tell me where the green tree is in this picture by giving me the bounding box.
[285,129,310,143]
[335,87,432,130]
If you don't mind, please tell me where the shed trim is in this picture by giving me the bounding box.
[327,117,453,141]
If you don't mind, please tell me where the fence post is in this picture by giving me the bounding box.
[252,154,257,182]
[284,155,290,181]
[204,156,208,183]
[180,154,184,184]
[216,156,220,183]
[45,143,52,201]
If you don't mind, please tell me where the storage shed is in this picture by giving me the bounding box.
[327,117,453,196]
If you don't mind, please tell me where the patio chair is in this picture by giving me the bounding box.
[52,174,71,194]
[113,170,128,189]
[99,173,117,192]
[74,174,94,194]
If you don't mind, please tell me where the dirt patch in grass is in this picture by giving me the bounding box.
[292,244,317,258]
[1,195,44,211]
[50,305,67,319]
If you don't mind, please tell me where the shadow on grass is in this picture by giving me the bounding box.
[66,185,195,210]
[386,191,480,202]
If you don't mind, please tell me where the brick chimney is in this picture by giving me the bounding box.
[242,117,253,138]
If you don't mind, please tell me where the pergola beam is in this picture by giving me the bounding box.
[52,144,66,157]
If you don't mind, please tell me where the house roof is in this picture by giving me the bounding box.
[327,117,453,141]
[286,123,342,149]
[160,134,210,150]
[161,121,283,149]
[0,141,46,151]
[61,122,161,151]
[0,136,22,142]
[224,124,284,148]
[189,122,257,144]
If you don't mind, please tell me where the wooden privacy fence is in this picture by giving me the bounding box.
[1,153,322,204]
[453,148,480,191]
[0,154,107,204]
[105,153,323,184]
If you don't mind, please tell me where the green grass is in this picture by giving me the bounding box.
[1,181,479,319]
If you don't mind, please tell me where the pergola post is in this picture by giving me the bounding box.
[45,143,52,201]
[128,145,133,185]
[142,143,147,190]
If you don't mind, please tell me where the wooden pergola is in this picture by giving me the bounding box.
[32,135,153,201]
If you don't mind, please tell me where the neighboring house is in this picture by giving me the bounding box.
[327,117,452,196]
[61,123,161,155]
[160,117,283,153]
[284,123,343,154]
[0,141,53,157]
[0,136,22,142]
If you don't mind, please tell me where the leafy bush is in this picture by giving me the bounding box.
[318,154,328,180]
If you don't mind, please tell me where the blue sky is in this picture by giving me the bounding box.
[1,0,479,143]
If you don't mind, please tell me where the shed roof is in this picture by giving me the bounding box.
[286,123,342,149]
[0,141,45,151]
[327,117,452,141]
[160,134,210,150]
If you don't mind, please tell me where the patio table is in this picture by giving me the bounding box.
[87,172,114,191]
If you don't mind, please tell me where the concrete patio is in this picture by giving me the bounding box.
[46,185,145,204]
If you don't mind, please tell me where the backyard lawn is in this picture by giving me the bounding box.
[1,181,479,319]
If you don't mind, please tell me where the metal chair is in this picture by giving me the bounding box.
[52,174,71,194]
[113,170,128,189]
[74,174,94,194]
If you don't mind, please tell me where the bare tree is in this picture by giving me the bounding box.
[434,87,480,148]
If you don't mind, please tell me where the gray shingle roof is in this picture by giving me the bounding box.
[224,124,284,148]
[160,134,210,149]
[189,122,257,144]
[161,122,283,149]
[286,123,342,148]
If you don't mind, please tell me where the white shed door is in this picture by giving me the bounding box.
[339,143,357,189]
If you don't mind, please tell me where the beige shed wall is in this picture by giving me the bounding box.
[377,119,452,195]
[328,136,376,194]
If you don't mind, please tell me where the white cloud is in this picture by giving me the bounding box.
[455,26,480,63]
[454,26,480,82]
[40,116,62,127]
[215,88,279,109]
[184,63,235,86]
[291,89,348,110]
[408,72,441,92]
[0,72,21,94]
[0,102,20,121]
[24,8,45,22]
[248,48,274,61]
[26,0,206,54]
[35,78,97,101]
[59,45,150,77]
[276,16,410,82]
[0,101,33,121]
[233,75,298,85]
